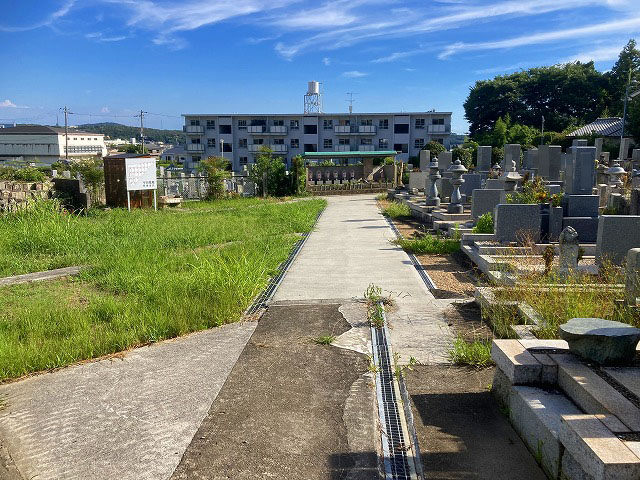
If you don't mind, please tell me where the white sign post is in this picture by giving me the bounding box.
[125,157,157,211]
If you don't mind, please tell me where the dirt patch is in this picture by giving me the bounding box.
[443,301,493,343]
[406,365,546,480]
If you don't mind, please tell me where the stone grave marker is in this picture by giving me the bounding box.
[503,144,521,170]
[438,151,452,172]
[419,149,430,171]
[570,147,596,195]
[477,146,492,172]
[558,226,579,271]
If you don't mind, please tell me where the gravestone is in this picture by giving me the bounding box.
[419,149,430,171]
[572,139,588,147]
[559,318,640,365]
[485,178,505,189]
[537,145,561,180]
[494,203,541,243]
[596,215,640,264]
[471,189,505,220]
[570,147,596,195]
[619,137,631,160]
[437,177,453,201]
[632,189,640,215]
[558,226,579,271]
[595,138,603,159]
[438,152,452,172]
[503,144,521,170]
[408,172,428,191]
[524,148,538,170]
[547,184,562,195]
[477,146,492,172]
[62,170,71,179]
[626,248,640,305]
[566,195,599,217]
[459,173,482,197]
[549,206,563,241]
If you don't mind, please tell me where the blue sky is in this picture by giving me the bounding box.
[1,0,639,133]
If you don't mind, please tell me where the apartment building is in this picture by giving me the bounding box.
[181,112,452,172]
[0,125,107,164]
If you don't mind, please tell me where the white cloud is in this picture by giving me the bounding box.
[322,57,331,66]
[342,70,368,78]
[85,32,127,42]
[101,107,110,113]
[372,50,422,63]
[439,16,640,59]
[563,44,626,63]
[0,0,76,32]
[0,99,28,108]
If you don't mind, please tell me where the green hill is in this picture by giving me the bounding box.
[75,122,185,144]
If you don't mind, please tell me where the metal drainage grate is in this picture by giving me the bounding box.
[244,209,324,315]
[384,215,437,291]
[371,321,413,479]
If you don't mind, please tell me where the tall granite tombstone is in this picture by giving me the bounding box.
[537,145,561,180]
[477,146,492,172]
[571,147,596,195]
[633,149,640,169]
[419,149,430,171]
[438,151,452,172]
[572,139,588,147]
[619,137,631,160]
[459,173,482,198]
[503,144,521,170]
[524,148,538,170]
[595,138,603,159]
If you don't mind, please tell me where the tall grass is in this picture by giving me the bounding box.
[0,197,325,380]
[393,234,460,255]
[382,201,411,218]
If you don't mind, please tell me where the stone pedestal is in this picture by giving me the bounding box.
[447,159,467,213]
[425,157,441,207]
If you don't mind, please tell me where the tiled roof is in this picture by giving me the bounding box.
[568,118,622,137]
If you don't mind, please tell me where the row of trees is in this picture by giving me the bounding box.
[464,39,640,143]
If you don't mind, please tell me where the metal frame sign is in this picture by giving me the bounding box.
[125,157,157,191]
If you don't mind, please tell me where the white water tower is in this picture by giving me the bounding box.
[304,81,323,114]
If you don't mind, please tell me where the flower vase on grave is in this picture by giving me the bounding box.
[447,159,467,213]
[425,157,441,207]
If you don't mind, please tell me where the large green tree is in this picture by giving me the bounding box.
[606,39,640,115]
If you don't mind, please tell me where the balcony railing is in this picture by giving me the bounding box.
[247,125,266,134]
[334,125,377,135]
[269,125,288,134]
[248,144,288,153]
[186,143,205,152]
[359,125,377,134]
[271,144,288,153]
[335,145,351,152]
[184,125,204,134]
[358,145,375,152]
[428,124,449,133]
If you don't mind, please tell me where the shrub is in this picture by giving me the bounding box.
[393,234,460,255]
[70,158,104,205]
[426,141,445,158]
[199,156,230,199]
[249,146,290,197]
[382,201,410,218]
[0,166,47,182]
[448,336,494,367]
[473,212,494,233]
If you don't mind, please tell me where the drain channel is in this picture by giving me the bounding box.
[245,208,324,315]
[383,215,437,291]
[370,306,419,480]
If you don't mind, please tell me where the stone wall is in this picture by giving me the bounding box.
[0,180,51,212]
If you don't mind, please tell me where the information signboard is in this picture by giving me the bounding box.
[125,157,157,191]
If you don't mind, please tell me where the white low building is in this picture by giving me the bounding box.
[0,125,107,164]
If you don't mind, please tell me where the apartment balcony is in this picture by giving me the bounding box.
[335,145,351,152]
[184,125,204,135]
[247,125,266,134]
[269,125,288,135]
[186,143,205,152]
[428,124,450,133]
[248,144,288,153]
[334,125,377,135]
[358,145,375,152]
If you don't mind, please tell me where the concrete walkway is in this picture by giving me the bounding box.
[274,194,453,364]
[0,322,256,480]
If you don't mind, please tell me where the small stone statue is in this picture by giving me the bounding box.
[558,226,579,271]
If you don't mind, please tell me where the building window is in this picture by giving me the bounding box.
[432,118,445,125]
[304,143,317,152]
[379,138,388,149]
[239,156,248,165]
[360,138,372,145]
[80,138,84,141]
[360,119,372,126]
[290,120,299,129]
[338,138,349,146]
[207,138,216,147]
[192,156,201,165]
[237,120,246,129]
[323,138,333,148]
[239,138,247,148]
[339,119,351,126]
[221,142,232,152]
[190,120,200,126]
[254,138,264,145]
[273,119,284,126]
[63,145,103,153]
[415,119,425,129]
[273,138,284,145]
[414,138,425,149]
[323,119,333,130]
[436,138,444,144]
[94,138,98,141]
[191,138,201,144]
[394,143,408,153]
[394,124,409,134]
[206,120,216,129]
[378,119,389,129]
[291,139,300,148]
[304,124,317,134]
[219,124,231,134]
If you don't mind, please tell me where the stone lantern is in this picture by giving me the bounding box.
[447,159,467,213]
[503,158,522,193]
[606,159,626,189]
[491,162,502,178]
[425,156,441,207]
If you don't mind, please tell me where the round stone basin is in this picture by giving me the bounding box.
[559,318,640,366]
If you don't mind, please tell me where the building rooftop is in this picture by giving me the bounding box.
[567,117,622,138]
[182,112,452,117]
[0,125,105,136]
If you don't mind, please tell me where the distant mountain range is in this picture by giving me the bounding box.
[75,122,184,145]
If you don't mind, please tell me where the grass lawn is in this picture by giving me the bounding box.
[0,197,325,380]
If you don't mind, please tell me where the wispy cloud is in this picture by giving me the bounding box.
[439,16,640,59]
[0,0,76,32]
[101,107,110,113]
[322,57,331,66]
[562,43,627,63]
[372,49,423,63]
[342,70,368,78]
[0,99,28,108]
[85,32,127,42]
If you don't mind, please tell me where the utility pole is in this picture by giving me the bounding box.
[540,115,545,146]
[621,69,633,141]
[136,110,148,154]
[61,106,72,161]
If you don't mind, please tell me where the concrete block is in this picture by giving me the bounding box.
[531,353,558,384]
[551,354,640,432]
[596,216,640,265]
[510,386,582,479]
[491,340,542,384]
[559,414,640,480]
[567,195,599,217]
[471,189,506,220]
[563,217,599,243]
[494,203,541,243]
